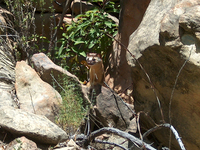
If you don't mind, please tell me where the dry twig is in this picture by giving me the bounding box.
[143,123,186,150]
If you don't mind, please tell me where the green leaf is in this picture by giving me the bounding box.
[90,12,94,21]
[71,47,78,53]
[105,21,112,28]
[79,51,86,57]
[89,28,95,34]
[58,45,64,56]
[90,0,103,2]
[74,40,85,45]
[88,42,95,49]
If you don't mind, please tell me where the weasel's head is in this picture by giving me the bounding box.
[86,53,102,66]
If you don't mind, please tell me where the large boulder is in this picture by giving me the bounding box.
[31,52,90,109]
[0,8,16,110]
[0,106,68,144]
[15,61,62,122]
[126,0,200,149]
[92,87,136,131]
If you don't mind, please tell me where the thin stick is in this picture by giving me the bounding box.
[50,73,67,93]
[168,45,193,148]
[136,112,143,141]
[143,123,186,150]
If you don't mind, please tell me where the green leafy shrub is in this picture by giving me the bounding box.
[58,8,118,58]
[56,3,119,81]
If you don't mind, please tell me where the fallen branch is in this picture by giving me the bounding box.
[75,127,156,150]
[143,123,186,150]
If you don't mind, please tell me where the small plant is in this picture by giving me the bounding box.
[14,138,23,150]
[55,76,88,134]
[5,0,54,60]
[5,0,39,60]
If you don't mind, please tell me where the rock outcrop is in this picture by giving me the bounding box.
[33,0,96,50]
[124,0,200,149]
[33,0,72,13]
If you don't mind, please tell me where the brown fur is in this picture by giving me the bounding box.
[86,53,105,87]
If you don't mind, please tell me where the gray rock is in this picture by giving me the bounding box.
[95,87,135,131]
[0,7,68,146]
[0,106,68,144]
[31,53,79,91]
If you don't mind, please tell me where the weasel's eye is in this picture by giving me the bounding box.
[92,59,96,61]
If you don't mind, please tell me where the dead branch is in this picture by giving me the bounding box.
[143,123,186,150]
[168,45,193,148]
[74,127,156,150]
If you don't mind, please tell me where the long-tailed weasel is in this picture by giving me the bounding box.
[86,53,105,93]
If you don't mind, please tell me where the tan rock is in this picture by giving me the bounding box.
[54,139,79,150]
[15,61,62,122]
[31,53,90,107]
[7,136,39,150]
